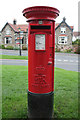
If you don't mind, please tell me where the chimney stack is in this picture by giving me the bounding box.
[63,17,66,22]
[13,19,17,25]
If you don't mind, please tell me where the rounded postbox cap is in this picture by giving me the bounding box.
[22,6,60,21]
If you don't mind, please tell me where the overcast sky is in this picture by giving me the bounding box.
[0,0,79,31]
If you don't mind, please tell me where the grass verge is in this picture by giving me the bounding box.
[2,65,78,119]
[54,68,78,119]
[2,65,28,118]
[0,55,28,60]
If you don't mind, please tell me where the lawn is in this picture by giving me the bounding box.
[0,55,28,60]
[2,65,28,118]
[2,65,78,119]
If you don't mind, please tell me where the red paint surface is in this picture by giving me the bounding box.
[23,6,59,21]
[23,6,59,93]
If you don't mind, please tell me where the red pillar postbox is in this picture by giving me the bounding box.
[23,6,59,118]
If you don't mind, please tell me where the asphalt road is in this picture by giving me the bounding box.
[0,49,79,72]
[55,53,79,72]
[0,59,78,72]
[0,49,28,56]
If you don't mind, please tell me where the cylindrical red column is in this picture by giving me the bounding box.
[22,6,59,118]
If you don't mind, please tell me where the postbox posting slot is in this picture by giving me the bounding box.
[30,25,51,33]
[31,25,51,29]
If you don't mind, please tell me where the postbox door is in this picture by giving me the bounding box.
[28,32,54,94]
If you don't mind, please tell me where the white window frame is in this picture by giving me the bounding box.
[5,38,6,44]
[8,37,12,43]
[5,37,12,44]
[58,36,67,44]
[61,27,66,34]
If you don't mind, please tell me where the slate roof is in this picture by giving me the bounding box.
[1,18,73,33]
[55,23,73,30]
[1,22,28,33]
[55,18,74,31]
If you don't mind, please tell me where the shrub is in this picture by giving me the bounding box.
[1,44,5,49]
[13,47,19,50]
[22,45,28,50]
[55,47,60,52]
[73,46,80,54]
[72,39,80,45]
[64,48,72,53]
[55,45,60,52]
[5,46,13,50]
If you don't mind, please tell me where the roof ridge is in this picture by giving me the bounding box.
[8,23,28,32]
[55,21,73,31]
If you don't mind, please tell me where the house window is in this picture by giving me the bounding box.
[6,37,8,44]
[6,30,11,35]
[61,27,66,34]
[5,37,12,44]
[58,36,67,44]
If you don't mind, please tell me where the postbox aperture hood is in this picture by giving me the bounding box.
[22,6,60,21]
